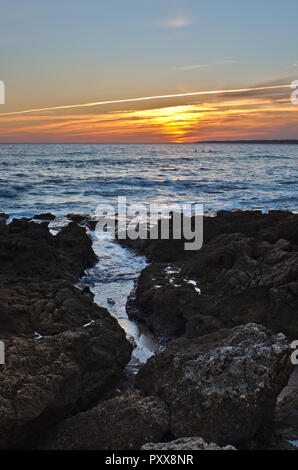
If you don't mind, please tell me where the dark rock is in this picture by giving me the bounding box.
[274,389,298,444]
[136,323,292,446]
[0,280,115,336]
[0,219,100,336]
[0,213,9,224]
[141,437,236,450]
[120,210,298,260]
[33,213,56,221]
[0,321,132,449]
[67,213,89,224]
[66,213,98,230]
[0,219,96,284]
[42,392,169,450]
[0,215,136,449]
[126,211,298,340]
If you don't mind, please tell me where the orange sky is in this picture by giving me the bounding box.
[0,87,297,142]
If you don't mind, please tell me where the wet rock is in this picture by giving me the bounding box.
[0,218,100,336]
[0,218,96,283]
[0,280,111,336]
[141,437,236,450]
[0,320,132,449]
[0,215,135,449]
[42,392,169,450]
[33,213,56,221]
[0,212,9,224]
[136,323,292,446]
[67,213,98,230]
[67,213,89,224]
[274,389,298,443]
[126,211,298,340]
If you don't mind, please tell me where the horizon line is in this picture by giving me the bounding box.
[1,139,298,145]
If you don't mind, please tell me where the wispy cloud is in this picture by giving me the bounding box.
[174,58,237,71]
[161,16,193,28]
[0,92,297,143]
[0,83,290,117]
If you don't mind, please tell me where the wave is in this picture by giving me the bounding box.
[244,155,291,160]
[0,187,18,198]
[278,180,298,185]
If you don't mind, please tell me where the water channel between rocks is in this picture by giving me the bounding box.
[83,230,158,373]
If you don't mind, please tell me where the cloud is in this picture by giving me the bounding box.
[161,16,193,28]
[293,62,298,67]
[1,94,297,143]
[0,83,291,118]
[174,59,237,71]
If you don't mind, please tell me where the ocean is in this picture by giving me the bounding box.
[1,142,297,370]
[0,143,297,217]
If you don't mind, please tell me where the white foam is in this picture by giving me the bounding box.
[184,278,201,294]
[83,320,95,328]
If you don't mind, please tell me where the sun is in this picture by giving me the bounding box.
[129,105,209,142]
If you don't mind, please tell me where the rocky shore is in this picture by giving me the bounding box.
[0,210,296,449]
[0,215,132,449]
[124,210,298,341]
[123,209,298,448]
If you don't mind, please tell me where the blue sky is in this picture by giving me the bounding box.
[1,0,298,108]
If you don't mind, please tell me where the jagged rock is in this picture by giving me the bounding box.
[0,218,96,283]
[67,213,89,224]
[0,215,134,449]
[136,323,292,446]
[274,389,298,443]
[42,392,169,450]
[66,213,98,230]
[0,218,100,335]
[0,320,132,449]
[141,437,236,450]
[0,280,112,336]
[33,213,56,221]
[0,213,8,224]
[126,211,298,340]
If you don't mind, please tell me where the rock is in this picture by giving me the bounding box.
[0,218,100,335]
[42,392,169,450]
[126,211,298,340]
[66,213,98,230]
[136,323,292,446]
[0,215,134,448]
[0,280,112,336]
[67,213,89,224]
[0,212,9,224]
[0,219,96,283]
[274,389,298,443]
[33,213,56,221]
[0,320,132,449]
[141,437,236,450]
[54,222,97,276]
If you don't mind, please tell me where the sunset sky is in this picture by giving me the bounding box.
[1,0,298,142]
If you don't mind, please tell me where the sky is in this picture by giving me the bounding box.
[0,0,298,142]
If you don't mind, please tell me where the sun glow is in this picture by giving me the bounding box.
[0,92,297,142]
[128,105,209,142]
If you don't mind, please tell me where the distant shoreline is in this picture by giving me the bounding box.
[194,140,298,145]
[0,140,298,145]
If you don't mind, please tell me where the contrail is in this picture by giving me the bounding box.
[0,84,291,117]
